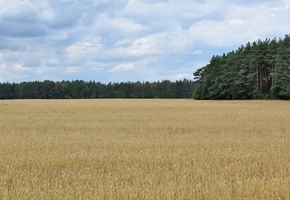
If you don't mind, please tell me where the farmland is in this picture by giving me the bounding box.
[1,99,290,199]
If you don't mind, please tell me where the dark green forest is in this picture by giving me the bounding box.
[0,79,195,99]
[193,34,290,100]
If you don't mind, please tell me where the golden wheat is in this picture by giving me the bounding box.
[0,99,290,199]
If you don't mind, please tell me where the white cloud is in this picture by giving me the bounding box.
[39,9,55,21]
[188,2,290,47]
[65,67,79,74]
[0,0,290,83]
[36,66,55,74]
[229,19,248,26]
[114,39,133,47]
[66,42,92,55]
[0,64,7,82]
[193,50,203,55]
[284,0,290,8]
[109,63,135,72]
[88,61,107,71]
[0,1,39,23]
[0,64,6,70]
[13,63,31,72]
[96,14,145,33]
[65,37,103,61]
[93,0,109,6]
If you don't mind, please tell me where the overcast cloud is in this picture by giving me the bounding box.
[0,0,289,83]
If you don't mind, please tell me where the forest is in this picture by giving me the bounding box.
[0,79,195,99]
[193,34,290,100]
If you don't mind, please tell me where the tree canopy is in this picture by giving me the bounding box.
[0,79,195,99]
[193,34,290,100]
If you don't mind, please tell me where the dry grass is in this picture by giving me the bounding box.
[0,99,290,199]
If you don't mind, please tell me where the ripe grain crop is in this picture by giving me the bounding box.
[0,99,290,199]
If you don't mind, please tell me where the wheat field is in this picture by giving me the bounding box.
[0,99,290,199]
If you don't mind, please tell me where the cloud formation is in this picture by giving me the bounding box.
[0,0,289,83]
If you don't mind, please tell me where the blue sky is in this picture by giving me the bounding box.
[0,0,290,83]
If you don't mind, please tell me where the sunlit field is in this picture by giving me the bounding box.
[1,99,290,199]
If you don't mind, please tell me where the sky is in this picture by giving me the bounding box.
[0,0,290,83]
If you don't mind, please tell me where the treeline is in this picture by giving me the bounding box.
[0,79,195,99]
[193,34,290,100]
